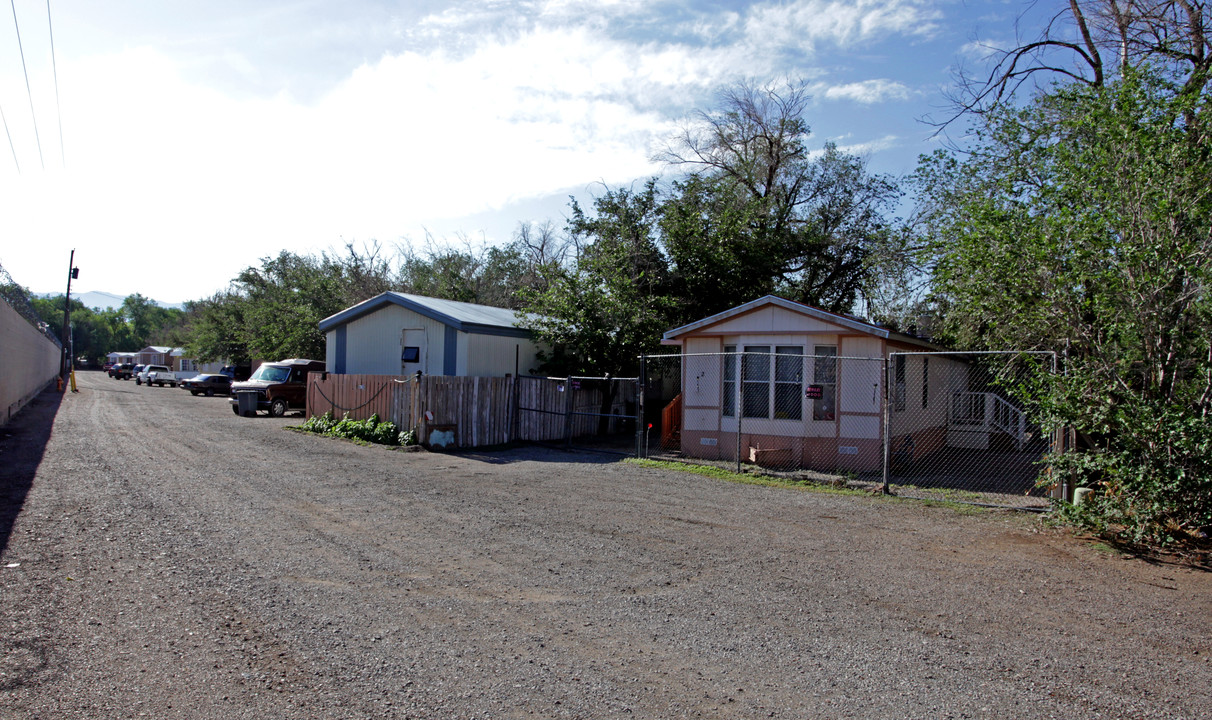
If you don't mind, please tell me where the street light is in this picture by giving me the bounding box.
[60,249,78,379]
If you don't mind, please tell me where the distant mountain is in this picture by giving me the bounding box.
[37,290,183,311]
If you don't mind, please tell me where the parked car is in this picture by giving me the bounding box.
[219,364,253,382]
[181,373,232,396]
[118,364,143,381]
[229,358,325,417]
[136,364,174,386]
[109,362,134,379]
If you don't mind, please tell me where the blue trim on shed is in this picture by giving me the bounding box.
[334,326,347,374]
[443,326,458,375]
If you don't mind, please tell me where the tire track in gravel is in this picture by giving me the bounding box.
[3,370,1211,719]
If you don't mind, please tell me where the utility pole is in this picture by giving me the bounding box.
[60,248,77,379]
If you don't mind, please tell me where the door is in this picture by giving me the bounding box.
[402,329,427,375]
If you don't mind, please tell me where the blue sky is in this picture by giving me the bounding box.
[1,0,1029,304]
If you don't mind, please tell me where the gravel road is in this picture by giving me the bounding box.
[2,370,1210,719]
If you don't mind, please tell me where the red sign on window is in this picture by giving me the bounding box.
[805,384,824,399]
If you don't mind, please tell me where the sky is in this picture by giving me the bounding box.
[0,0,1029,306]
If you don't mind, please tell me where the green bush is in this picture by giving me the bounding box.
[301,411,417,447]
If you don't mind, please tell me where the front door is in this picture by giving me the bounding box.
[402,329,427,375]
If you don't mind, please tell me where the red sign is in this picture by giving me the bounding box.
[805,384,823,399]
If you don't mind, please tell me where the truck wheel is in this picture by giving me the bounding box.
[191,390,199,396]
[205,388,215,397]
[269,398,289,417]
[231,404,241,415]
[135,377,142,385]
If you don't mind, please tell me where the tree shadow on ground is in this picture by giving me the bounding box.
[455,441,631,466]
[0,385,62,557]
[1094,533,1212,573]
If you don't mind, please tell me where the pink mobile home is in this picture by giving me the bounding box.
[660,296,966,473]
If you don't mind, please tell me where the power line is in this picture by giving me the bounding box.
[9,0,45,170]
[1,102,18,172]
[46,0,63,168]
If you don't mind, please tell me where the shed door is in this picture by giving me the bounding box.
[402,329,427,375]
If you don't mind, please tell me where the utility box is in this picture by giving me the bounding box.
[237,391,259,417]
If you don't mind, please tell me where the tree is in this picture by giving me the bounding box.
[917,69,1212,543]
[394,228,566,310]
[232,252,350,361]
[180,292,252,364]
[657,80,902,317]
[947,0,1211,132]
[27,293,184,365]
[521,181,677,377]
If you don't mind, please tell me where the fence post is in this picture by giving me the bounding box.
[881,354,891,494]
[636,355,646,458]
[563,377,574,447]
[735,351,743,474]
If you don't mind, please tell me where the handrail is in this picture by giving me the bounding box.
[950,391,1026,449]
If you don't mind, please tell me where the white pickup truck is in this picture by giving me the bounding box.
[137,364,179,387]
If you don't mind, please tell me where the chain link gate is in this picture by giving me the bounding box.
[640,351,1059,508]
[514,375,639,453]
[883,351,1057,509]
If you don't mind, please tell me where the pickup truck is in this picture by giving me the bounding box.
[137,364,179,387]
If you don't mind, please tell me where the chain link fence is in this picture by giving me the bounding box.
[885,352,1056,509]
[639,350,1058,509]
[641,351,887,480]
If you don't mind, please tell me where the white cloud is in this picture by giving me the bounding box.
[959,38,1012,61]
[744,0,942,51]
[835,134,901,156]
[823,79,913,103]
[0,0,945,301]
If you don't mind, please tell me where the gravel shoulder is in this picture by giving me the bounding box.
[1,370,1210,719]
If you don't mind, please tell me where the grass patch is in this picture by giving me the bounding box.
[627,458,988,515]
[627,458,877,498]
[893,484,985,502]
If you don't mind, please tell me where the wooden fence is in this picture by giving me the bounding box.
[306,374,635,450]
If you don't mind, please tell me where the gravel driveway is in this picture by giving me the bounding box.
[2,370,1209,719]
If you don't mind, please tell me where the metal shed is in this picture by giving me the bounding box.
[318,292,545,377]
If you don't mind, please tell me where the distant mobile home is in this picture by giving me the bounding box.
[319,292,545,378]
[660,295,972,473]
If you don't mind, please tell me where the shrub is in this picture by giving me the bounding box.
[301,411,416,447]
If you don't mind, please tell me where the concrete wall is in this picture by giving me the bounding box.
[0,298,61,426]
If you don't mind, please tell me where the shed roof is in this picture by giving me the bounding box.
[318,292,534,338]
[662,295,938,349]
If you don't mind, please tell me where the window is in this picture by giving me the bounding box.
[893,354,906,411]
[402,346,420,363]
[922,357,929,409]
[722,346,737,417]
[774,347,804,420]
[742,346,770,418]
[813,346,837,421]
[722,345,804,420]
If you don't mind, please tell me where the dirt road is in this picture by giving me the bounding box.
[2,370,1210,719]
